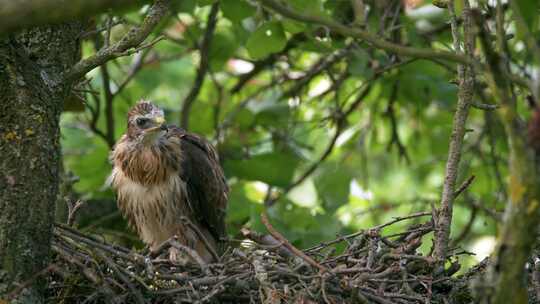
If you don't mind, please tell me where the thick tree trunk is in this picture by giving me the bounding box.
[473,7,540,303]
[0,23,81,302]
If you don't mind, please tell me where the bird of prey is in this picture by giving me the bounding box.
[108,101,228,263]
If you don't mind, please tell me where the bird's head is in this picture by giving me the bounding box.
[126,100,167,145]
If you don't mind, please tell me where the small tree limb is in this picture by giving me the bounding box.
[254,0,529,89]
[261,212,330,274]
[180,2,219,130]
[433,0,475,262]
[64,0,169,82]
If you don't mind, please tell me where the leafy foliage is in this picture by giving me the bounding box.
[59,0,539,271]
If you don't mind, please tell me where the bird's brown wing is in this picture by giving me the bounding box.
[167,127,228,243]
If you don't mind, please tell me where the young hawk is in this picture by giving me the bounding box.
[108,101,228,262]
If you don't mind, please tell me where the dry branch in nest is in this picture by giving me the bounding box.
[44,212,472,304]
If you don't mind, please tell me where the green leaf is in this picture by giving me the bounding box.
[246,21,287,60]
[348,49,373,78]
[236,107,256,130]
[188,100,214,135]
[514,0,539,39]
[254,104,290,126]
[209,32,237,70]
[290,0,324,16]
[297,40,334,53]
[325,0,354,24]
[224,152,301,187]
[172,0,196,13]
[246,96,291,127]
[454,0,464,17]
[231,21,251,44]
[197,0,217,6]
[227,182,258,223]
[314,163,353,212]
[282,19,307,34]
[221,0,256,23]
[61,126,111,197]
[266,202,342,247]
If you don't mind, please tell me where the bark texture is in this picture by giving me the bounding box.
[0,23,82,302]
[473,6,540,303]
[433,0,475,262]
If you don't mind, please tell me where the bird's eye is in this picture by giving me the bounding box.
[136,118,149,127]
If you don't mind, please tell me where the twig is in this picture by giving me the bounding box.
[180,216,220,262]
[375,211,432,230]
[385,81,410,163]
[240,227,294,258]
[321,275,332,304]
[67,200,85,227]
[99,62,115,146]
[230,34,305,94]
[85,82,110,145]
[112,50,150,97]
[260,212,330,274]
[94,249,146,304]
[471,101,499,110]
[65,0,169,82]
[305,211,432,252]
[282,46,351,98]
[254,0,529,89]
[484,109,508,200]
[266,83,372,206]
[180,2,219,129]
[255,0,469,64]
[169,240,210,275]
[198,285,226,303]
[453,175,476,199]
[265,120,342,206]
[49,209,475,303]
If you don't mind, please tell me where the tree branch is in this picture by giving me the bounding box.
[100,63,115,147]
[385,81,410,164]
[230,34,304,94]
[254,0,530,89]
[265,82,372,207]
[180,2,219,130]
[64,0,168,82]
[255,0,471,64]
[433,0,475,262]
[282,45,351,98]
[261,213,330,274]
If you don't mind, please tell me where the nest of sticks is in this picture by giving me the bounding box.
[45,211,474,304]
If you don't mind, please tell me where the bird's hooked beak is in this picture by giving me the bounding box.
[142,116,167,145]
[146,116,167,133]
[155,116,167,131]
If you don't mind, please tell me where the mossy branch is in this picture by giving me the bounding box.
[474,4,540,303]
